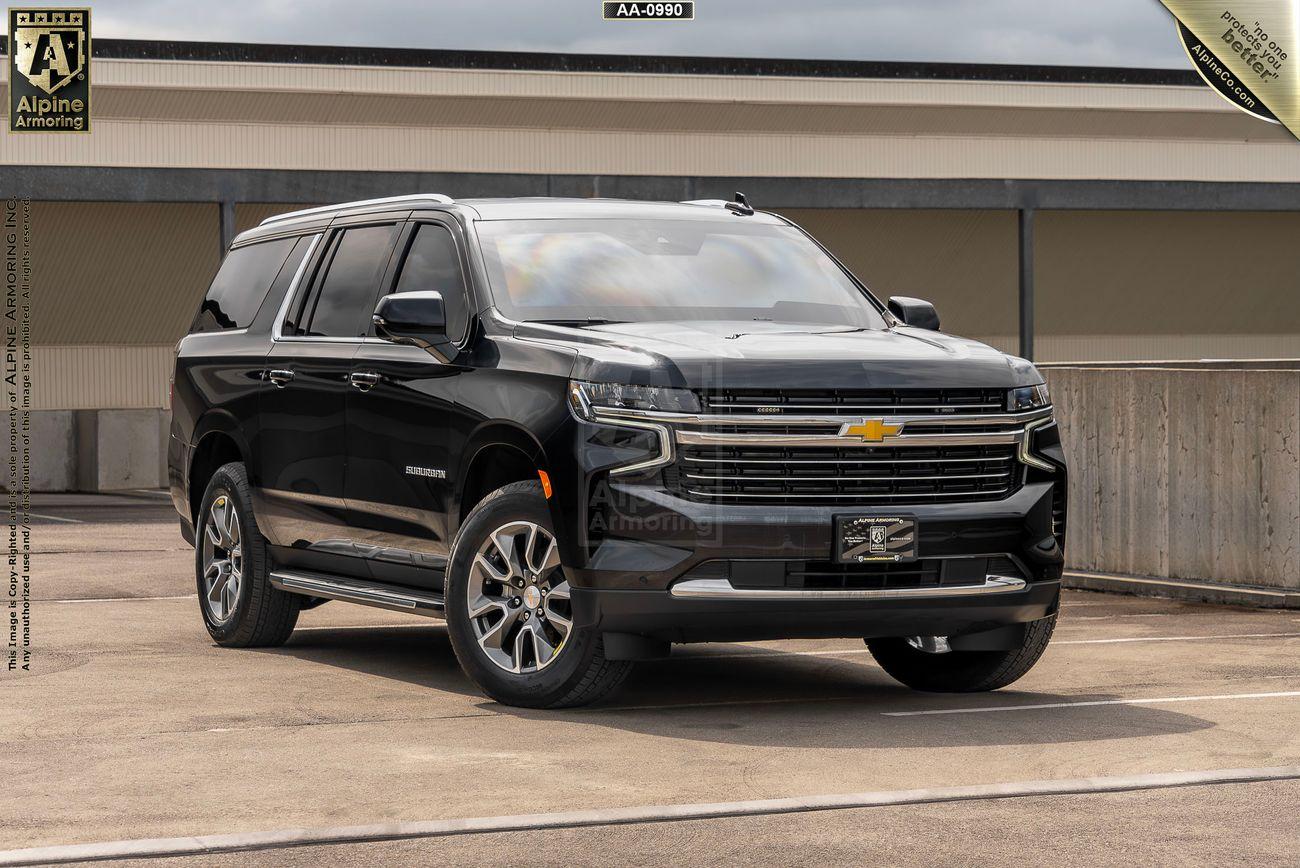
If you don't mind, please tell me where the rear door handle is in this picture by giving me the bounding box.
[350,370,382,391]
[267,369,295,387]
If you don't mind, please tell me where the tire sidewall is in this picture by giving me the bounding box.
[194,463,264,642]
[445,482,602,705]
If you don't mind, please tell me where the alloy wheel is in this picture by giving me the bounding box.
[466,521,572,674]
[201,493,243,624]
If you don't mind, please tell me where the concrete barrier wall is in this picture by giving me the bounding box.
[1046,366,1300,591]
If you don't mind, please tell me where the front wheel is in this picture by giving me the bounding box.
[445,480,632,708]
[866,615,1056,692]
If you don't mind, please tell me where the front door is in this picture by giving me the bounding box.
[256,218,403,575]
[345,218,474,588]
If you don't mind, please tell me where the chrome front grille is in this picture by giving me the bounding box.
[702,387,1007,416]
[667,443,1021,505]
[589,390,1052,505]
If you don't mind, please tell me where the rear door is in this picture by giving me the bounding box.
[256,216,403,575]
[344,216,475,587]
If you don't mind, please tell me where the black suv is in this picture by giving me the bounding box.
[169,194,1066,708]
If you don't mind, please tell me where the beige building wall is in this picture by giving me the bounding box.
[38,204,1300,409]
[6,58,1300,182]
[782,208,1300,362]
[778,209,1019,353]
[36,202,219,410]
[1034,211,1300,361]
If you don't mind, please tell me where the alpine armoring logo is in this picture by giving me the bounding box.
[8,8,91,133]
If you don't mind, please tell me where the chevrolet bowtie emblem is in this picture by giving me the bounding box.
[840,419,903,442]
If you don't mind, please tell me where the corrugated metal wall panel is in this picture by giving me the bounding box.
[37,346,173,410]
[777,209,1018,338]
[9,88,1284,142]
[55,59,1234,112]
[1038,211,1300,337]
[8,120,1300,182]
[35,202,218,346]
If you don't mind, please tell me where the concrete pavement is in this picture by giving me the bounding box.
[4,496,1300,864]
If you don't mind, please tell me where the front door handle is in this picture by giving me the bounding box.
[267,369,295,387]
[350,370,382,392]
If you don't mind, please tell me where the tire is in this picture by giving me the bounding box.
[195,461,300,647]
[866,615,1056,692]
[445,480,632,708]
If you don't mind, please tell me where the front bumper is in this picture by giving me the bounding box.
[573,578,1060,644]
[563,476,1065,643]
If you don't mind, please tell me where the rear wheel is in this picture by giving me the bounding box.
[195,462,300,647]
[445,480,631,708]
[867,615,1056,692]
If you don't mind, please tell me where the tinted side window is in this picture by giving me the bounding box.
[392,223,469,342]
[192,238,295,333]
[249,234,315,334]
[303,224,399,337]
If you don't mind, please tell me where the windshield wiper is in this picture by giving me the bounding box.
[532,318,628,327]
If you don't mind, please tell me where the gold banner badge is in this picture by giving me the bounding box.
[1161,1,1295,135]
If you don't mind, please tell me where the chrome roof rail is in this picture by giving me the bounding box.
[260,194,455,226]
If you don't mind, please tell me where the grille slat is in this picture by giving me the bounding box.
[704,387,1008,416]
[669,443,1021,505]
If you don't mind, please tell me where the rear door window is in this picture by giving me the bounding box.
[192,237,296,333]
[296,224,400,338]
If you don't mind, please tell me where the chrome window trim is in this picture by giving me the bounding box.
[669,574,1027,600]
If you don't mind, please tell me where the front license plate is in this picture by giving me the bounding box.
[835,515,918,564]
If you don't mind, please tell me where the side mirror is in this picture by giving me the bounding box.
[887,296,940,331]
[373,291,447,349]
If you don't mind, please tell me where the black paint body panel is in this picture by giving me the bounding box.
[169,199,1067,644]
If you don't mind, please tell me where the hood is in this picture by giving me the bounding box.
[514,319,1041,390]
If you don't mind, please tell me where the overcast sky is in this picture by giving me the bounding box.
[88,0,1186,68]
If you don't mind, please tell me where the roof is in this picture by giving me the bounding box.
[0,36,1201,87]
[236,196,786,244]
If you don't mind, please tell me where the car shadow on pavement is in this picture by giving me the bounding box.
[264,623,1216,749]
[262,624,484,698]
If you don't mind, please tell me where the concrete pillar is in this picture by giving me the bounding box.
[8,410,76,491]
[74,409,166,491]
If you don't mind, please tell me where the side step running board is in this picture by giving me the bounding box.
[270,569,445,617]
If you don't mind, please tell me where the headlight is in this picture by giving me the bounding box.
[568,380,700,421]
[1008,383,1050,412]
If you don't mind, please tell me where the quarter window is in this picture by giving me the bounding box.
[192,237,296,333]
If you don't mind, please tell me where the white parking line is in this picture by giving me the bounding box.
[32,513,83,523]
[882,690,1300,717]
[1057,632,1300,645]
[1,766,1295,866]
[47,595,196,603]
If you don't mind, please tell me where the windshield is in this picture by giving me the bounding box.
[476,218,887,329]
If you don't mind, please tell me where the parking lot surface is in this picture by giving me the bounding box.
[4,494,1299,864]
